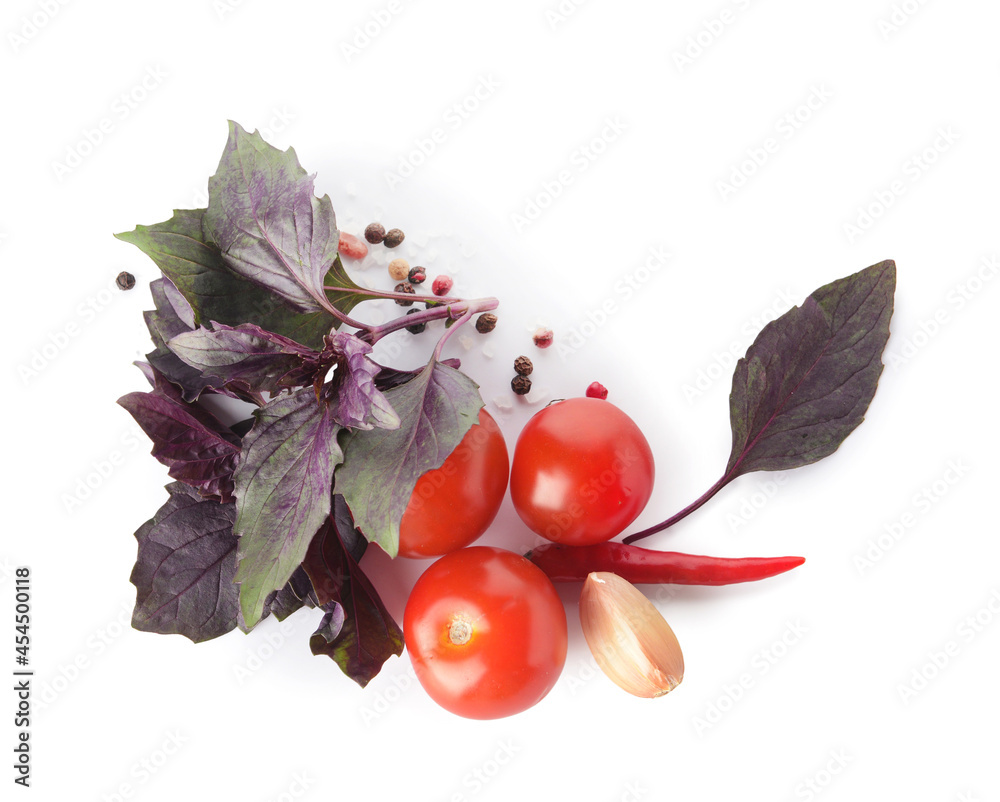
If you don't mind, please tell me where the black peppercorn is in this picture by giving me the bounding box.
[116,271,136,291]
[475,313,498,334]
[393,282,416,306]
[514,355,533,376]
[364,223,386,244]
[511,375,532,395]
[405,309,426,334]
[384,228,405,248]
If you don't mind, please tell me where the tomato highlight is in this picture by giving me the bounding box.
[510,397,655,545]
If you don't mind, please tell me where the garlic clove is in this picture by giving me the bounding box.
[579,571,684,698]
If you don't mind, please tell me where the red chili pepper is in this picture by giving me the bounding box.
[525,542,805,586]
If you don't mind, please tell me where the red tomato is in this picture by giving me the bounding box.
[398,409,509,559]
[510,397,654,545]
[403,546,568,719]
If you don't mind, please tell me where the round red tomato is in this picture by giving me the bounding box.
[510,397,654,545]
[398,408,509,559]
[403,546,568,719]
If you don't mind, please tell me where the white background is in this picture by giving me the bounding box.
[3,1,998,800]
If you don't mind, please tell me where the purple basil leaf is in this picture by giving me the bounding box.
[233,387,345,628]
[727,259,896,477]
[313,603,347,646]
[303,514,403,687]
[264,566,318,622]
[319,332,399,430]
[144,278,226,402]
[203,122,367,318]
[118,369,242,502]
[130,483,240,642]
[335,359,483,557]
[230,418,256,438]
[332,494,368,563]
[135,360,156,387]
[116,209,356,351]
[168,323,316,395]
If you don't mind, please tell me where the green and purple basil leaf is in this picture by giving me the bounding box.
[304,507,403,687]
[116,209,359,350]
[203,121,365,317]
[726,259,896,477]
[130,483,241,642]
[335,359,484,557]
[118,368,241,502]
[168,323,316,395]
[233,387,346,628]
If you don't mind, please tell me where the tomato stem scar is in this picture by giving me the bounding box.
[448,617,473,645]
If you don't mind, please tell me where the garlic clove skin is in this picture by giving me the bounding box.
[579,571,684,698]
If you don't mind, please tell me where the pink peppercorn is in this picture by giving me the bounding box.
[533,328,554,349]
[338,232,368,260]
[586,381,608,400]
[432,275,453,296]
